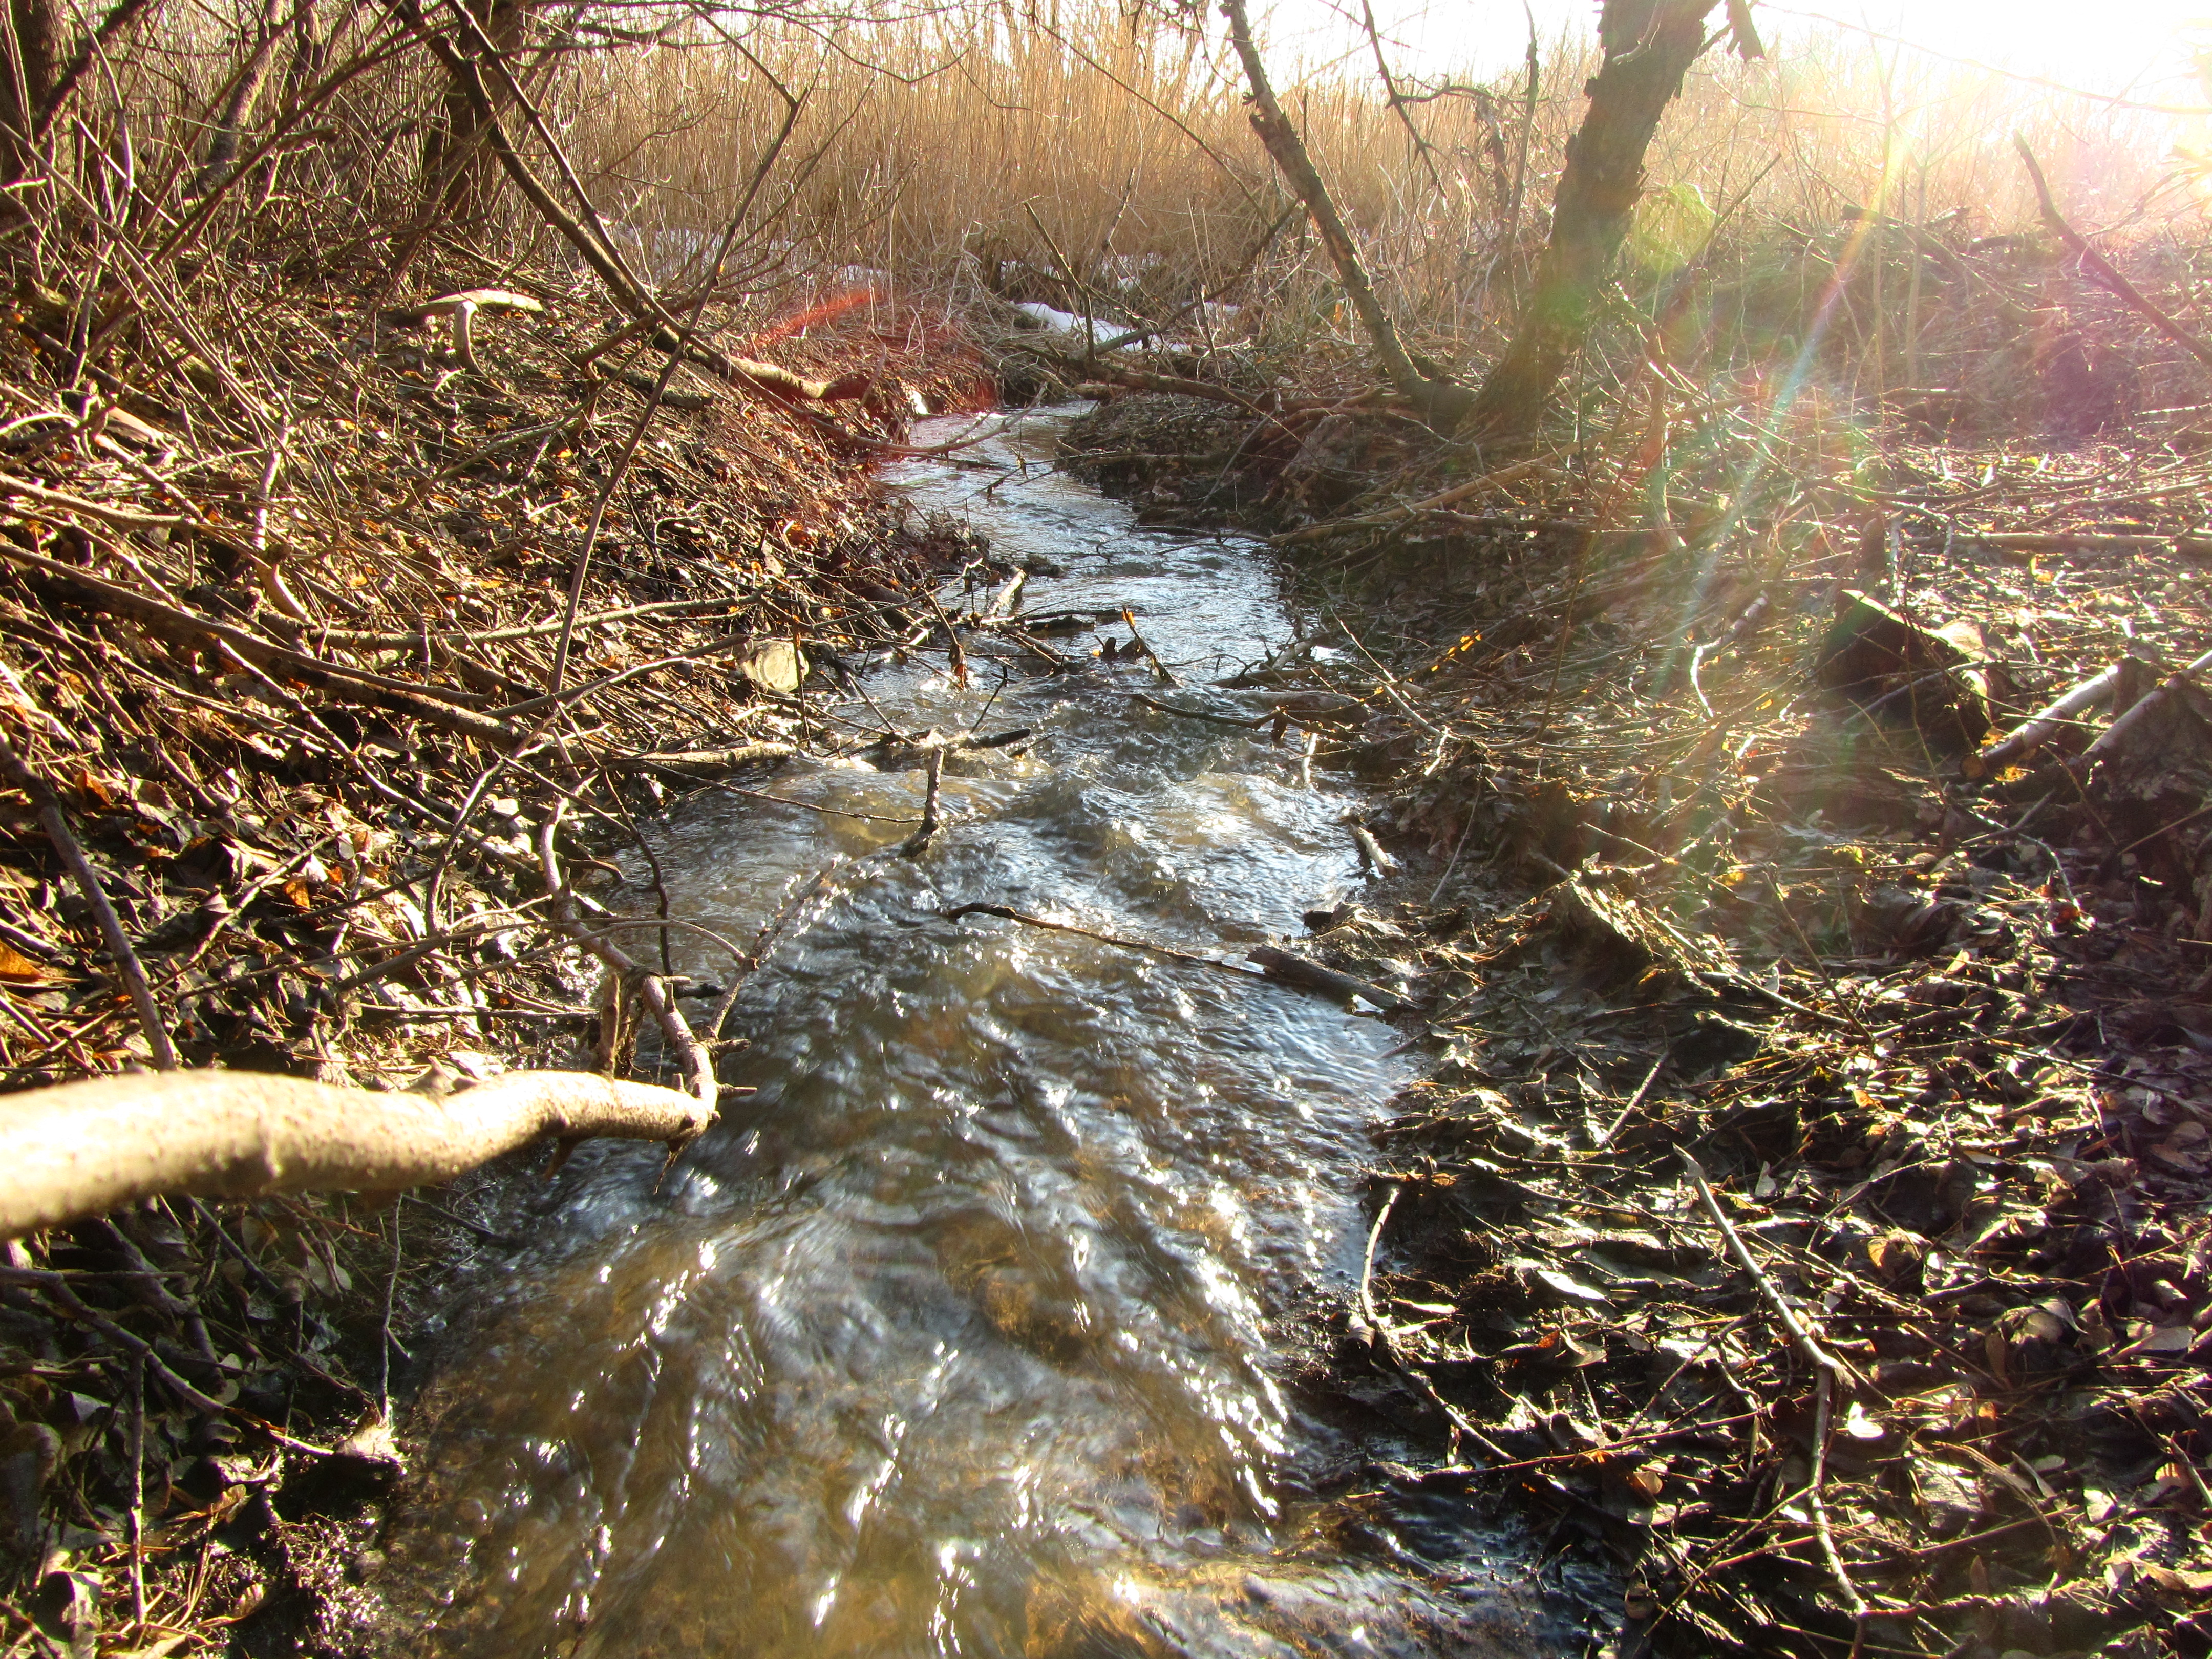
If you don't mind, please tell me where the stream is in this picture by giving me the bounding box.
[372,409,1568,1657]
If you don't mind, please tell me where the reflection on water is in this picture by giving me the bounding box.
[374,411,1563,1657]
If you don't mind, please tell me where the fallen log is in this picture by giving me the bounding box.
[646,327,869,405]
[2079,653,2212,768]
[616,742,798,778]
[0,1069,708,1241]
[1971,643,2212,776]
[385,290,546,374]
[1248,945,1408,1011]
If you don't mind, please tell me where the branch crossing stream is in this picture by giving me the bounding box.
[374,409,1568,1657]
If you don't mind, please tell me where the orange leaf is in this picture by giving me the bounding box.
[0,940,52,983]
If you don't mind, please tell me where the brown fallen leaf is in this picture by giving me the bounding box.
[0,940,54,983]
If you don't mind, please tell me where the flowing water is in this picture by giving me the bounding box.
[374,410,1565,1657]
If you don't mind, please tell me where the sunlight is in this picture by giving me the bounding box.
[1273,0,2210,99]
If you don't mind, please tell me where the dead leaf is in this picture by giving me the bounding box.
[0,940,53,983]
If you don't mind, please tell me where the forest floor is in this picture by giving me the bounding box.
[1058,365,2212,1659]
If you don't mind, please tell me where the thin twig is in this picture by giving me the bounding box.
[0,732,176,1070]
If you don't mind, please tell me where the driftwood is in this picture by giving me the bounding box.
[0,1069,708,1240]
[1970,658,2128,774]
[1131,694,1271,730]
[1247,945,1408,1011]
[385,289,545,373]
[647,328,870,405]
[863,727,1031,772]
[899,747,946,856]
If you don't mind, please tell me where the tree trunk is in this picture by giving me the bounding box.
[186,0,284,196]
[1,0,157,190]
[1467,0,1720,437]
[1222,0,1470,427]
[0,0,63,182]
[420,0,530,228]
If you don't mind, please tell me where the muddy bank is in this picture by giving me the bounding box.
[1049,377,2212,1658]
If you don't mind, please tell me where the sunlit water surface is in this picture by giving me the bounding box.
[373,410,1565,1658]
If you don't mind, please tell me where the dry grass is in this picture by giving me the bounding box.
[53,1,2198,386]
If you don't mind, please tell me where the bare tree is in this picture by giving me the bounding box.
[0,0,159,185]
[1465,0,1756,436]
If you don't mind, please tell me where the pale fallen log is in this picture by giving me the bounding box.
[2079,653,2212,768]
[386,290,546,374]
[0,1069,708,1240]
[1971,643,2212,775]
[618,742,799,778]
[1968,658,2127,775]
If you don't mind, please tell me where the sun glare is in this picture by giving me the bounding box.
[1278,0,2210,100]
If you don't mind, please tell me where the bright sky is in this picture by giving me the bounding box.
[1267,0,2211,103]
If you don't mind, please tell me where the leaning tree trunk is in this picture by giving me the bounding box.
[420,0,532,228]
[0,0,63,183]
[1467,0,1721,436]
[1222,0,1470,427]
[186,0,285,196]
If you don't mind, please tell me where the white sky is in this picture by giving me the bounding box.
[1265,0,2211,103]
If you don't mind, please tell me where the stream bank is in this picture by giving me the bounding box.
[1051,385,2212,1659]
[0,266,1016,1652]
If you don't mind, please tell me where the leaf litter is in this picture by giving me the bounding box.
[0,251,996,1654]
[1064,326,2212,1658]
